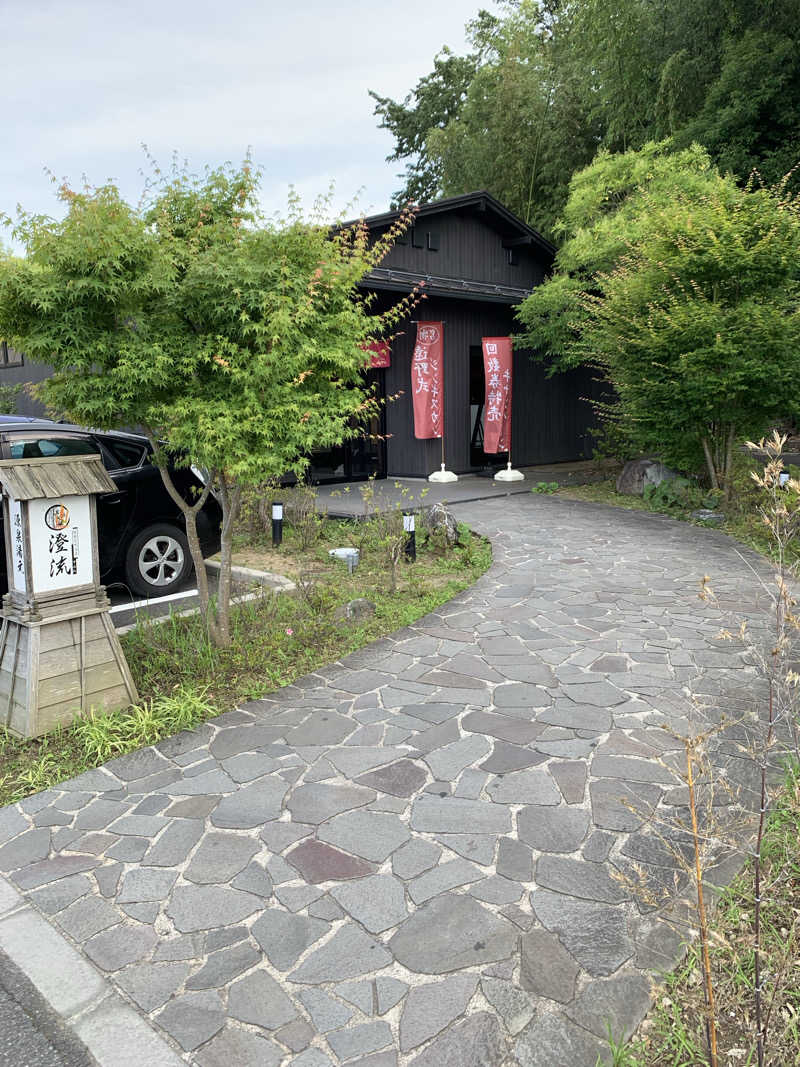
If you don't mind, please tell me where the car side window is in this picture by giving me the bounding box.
[7,437,100,461]
[97,439,146,471]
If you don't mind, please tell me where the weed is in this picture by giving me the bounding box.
[532,481,560,494]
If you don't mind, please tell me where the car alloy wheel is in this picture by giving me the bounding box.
[137,534,185,588]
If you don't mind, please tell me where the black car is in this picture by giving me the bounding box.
[0,418,222,598]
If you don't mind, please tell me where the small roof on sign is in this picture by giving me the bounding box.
[0,455,116,500]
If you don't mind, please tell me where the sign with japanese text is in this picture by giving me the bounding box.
[9,498,26,593]
[361,341,391,369]
[28,495,93,594]
[482,337,513,454]
[412,322,444,439]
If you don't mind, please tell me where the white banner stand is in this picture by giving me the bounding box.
[494,459,525,482]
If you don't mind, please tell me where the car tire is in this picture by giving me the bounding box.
[124,524,193,598]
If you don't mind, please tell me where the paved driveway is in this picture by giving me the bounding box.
[0,495,772,1066]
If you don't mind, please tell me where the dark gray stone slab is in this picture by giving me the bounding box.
[83,922,158,971]
[28,873,92,915]
[0,806,28,845]
[11,854,98,890]
[275,1017,314,1052]
[479,742,546,774]
[165,796,220,819]
[532,889,633,976]
[423,736,492,781]
[519,927,580,1003]
[462,711,542,745]
[54,895,121,941]
[515,1011,605,1067]
[409,859,484,904]
[143,820,204,866]
[434,833,496,865]
[486,768,560,806]
[480,976,536,1035]
[116,961,191,1011]
[392,838,442,880]
[210,777,288,828]
[408,1012,508,1067]
[389,893,517,974]
[298,987,355,1032]
[356,759,428,797]
[317,810,411,862]
[400,973,477,1050]
[550,761,587,804]
[289,924,392,983]
[209,724,286,760]
[564,971,652,1041]
[231,860,273,898]
[286,783,376,824]
[497,838,533,882]
[194,1027,283,1067]
[228,969,298,1029]
[167,885,262,932]
[156,991,226,1052]
[410,796,511,834]
[185,942,261,989]
[251,910,329,971]
[535,855,628,903]
[589,779,663,831]
[117,866,177,903]
[184,832,259,884]
[330,874,408,933]
[327,1022,394,1062]
[0,828,51,870]
[286,711,357,746]
[517,805,590,852]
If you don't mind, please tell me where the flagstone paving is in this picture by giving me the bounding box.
[0,494,777,1066]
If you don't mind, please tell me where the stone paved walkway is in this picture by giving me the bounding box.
[0,495,773,1067]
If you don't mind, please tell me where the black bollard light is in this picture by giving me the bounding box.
[272,501,284,547]
[403,511,416,562]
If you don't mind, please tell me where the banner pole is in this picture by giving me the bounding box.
[428,322,457,483]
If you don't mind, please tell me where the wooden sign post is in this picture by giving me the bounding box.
[0,454,138,738]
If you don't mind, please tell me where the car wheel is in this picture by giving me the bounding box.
[124,524,193,598]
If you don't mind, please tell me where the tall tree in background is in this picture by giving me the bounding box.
[372,0,800,237]
[517,144,800,491]
[0,165,414,647]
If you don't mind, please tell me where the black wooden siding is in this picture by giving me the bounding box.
[382,295,598,477]
[374,213,544,292]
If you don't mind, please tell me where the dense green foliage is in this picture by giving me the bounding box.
[518,144,800,488]
[372,0,800,238]
[0,163,414,645]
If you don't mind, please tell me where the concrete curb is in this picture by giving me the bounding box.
[0,875,184,1067]
[204,559,296,592]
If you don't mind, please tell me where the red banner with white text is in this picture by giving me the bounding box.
[412,322,444,439]
[362,341,391,369]
[482,337,512,453]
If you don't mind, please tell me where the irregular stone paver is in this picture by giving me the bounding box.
[0,493,778,1065]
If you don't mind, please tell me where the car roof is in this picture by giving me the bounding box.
[0,418,149,446]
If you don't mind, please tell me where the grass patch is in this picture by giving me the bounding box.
[0,514,491,806]
[0,688,216,807]
[610,766,800,1066]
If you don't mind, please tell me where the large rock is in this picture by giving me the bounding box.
[616,459,678,496]
[422,503,459,546]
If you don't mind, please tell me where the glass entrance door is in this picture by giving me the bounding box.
[309,369,386,483]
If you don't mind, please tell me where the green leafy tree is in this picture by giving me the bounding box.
[0,163,415,646]
[518,144,800,492]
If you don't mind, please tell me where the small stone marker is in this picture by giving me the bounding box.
[0,454,138,737]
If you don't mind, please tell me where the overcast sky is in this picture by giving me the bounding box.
[3,0,482,243]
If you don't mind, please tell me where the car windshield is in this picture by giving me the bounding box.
[7,437,100,460]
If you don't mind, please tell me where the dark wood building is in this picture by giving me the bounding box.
[1,191,599,481]
[310,191,599,482]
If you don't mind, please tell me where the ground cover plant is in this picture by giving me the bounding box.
[0,497,490,807]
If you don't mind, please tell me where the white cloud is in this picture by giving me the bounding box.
[2,0,482,230]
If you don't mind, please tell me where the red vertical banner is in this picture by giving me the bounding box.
[412,322,444,439]
[361,341,391,368]
[482,337,512,453]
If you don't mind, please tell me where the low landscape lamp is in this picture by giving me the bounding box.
[403,511,416,562]
[272,501,284,547]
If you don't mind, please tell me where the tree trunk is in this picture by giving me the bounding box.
[701,436,720,490]
[722,424,736,502]
[144,434,221,645]
[214,477,241,650]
